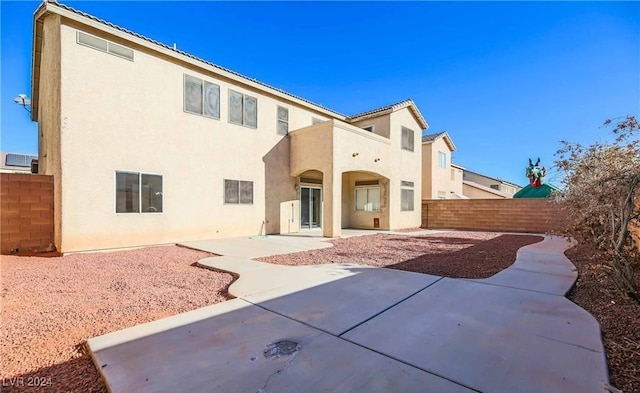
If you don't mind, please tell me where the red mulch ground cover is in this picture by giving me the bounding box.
[258,231,543,279]
[565,240,640,393]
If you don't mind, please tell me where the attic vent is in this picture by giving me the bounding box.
[6,154,38,167]
[77,31,134,61]
[355,180,379,186]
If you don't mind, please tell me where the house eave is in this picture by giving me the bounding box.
[37,1,347,121]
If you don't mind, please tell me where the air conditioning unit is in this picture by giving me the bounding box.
[31,159,39,174]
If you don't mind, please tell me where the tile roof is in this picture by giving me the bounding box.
[36,1,430,129]
[421,132,446,142]
[347,99,413,120]
[347,99,428,129]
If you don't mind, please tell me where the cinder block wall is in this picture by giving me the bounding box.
[422,199,565,234]
[1,173,54,254]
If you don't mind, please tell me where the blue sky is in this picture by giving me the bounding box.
[1,1,639,187]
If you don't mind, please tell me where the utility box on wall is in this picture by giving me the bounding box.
[373,217,380,228]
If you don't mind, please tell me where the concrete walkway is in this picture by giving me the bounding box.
[87,233,609,393]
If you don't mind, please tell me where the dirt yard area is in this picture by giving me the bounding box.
[566,241,640,393]
[1,232,635,393]
[0,246,232,393]
[258,231,543,278]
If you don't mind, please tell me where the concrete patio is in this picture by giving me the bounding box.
[87,233,609,393]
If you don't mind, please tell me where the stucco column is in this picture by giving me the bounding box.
[322,171,342,238]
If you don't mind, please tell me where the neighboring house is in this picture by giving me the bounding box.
[462,169,522,198]
[421,132,463,199]
[30,1,427,253]
[0,152,38,174]
[462,180,511,199]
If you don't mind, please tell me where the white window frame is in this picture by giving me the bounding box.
[355,186,381,212]
[115,171,163,214]
[401,180,415,212]
[76,31,134,61]
[361,124,375,133]
[438,151,447,169]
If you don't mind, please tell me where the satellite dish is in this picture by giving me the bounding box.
[14,94,31,106]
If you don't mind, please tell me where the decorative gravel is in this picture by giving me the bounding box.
[257,231,544,278]
[0,246,232,393]
[566,241,640,393]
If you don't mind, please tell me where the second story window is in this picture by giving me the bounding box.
[229,90,257,128]
[277,106,289,135]
[401,126,414,151]
[184,74,220,119]
[438,151,447,168]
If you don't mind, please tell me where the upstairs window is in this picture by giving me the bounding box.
[184,74,220,119]
[438,151,447,168]
[401,126,414,151]
[116,172,163,213]
[277,106,289,135]
[361,125,375,133]
[77,31,134,61]
[229,90,257,128]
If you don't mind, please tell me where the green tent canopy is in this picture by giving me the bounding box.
[513,183,560,198]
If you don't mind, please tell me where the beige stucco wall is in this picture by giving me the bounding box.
[388,109,422,229]
[450,165,464,196]
[462,183,507,199]
[38,14,425,252]
[350,116,391,139]
[290,111,422,235]
[37,14,63,249]
[54,22,340,251]
[421,138,452,199]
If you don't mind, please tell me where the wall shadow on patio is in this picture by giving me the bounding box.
[384,234,544,279]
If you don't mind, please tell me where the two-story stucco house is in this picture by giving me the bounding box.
[30,1,427,253]
[421,132,466,200]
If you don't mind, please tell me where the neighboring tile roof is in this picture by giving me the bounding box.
[347,99,412,120]
[39,0,346,118]
[421,131,456,151]
[421,132,446,142]
[347,99,428,130]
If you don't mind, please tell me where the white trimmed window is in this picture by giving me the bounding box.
[401,126,415,151]
[184,74,220,119]
[361,125,375,133]
[224,179,254,204]
[116,171,163,213]
[229,90,257,128]
[76,31,134,61]
[355,180,380,212]
[401,180,414,211]
[277,106,289,135]
[438,151,447,168]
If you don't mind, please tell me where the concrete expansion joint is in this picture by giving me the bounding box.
[337,276,445,337]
